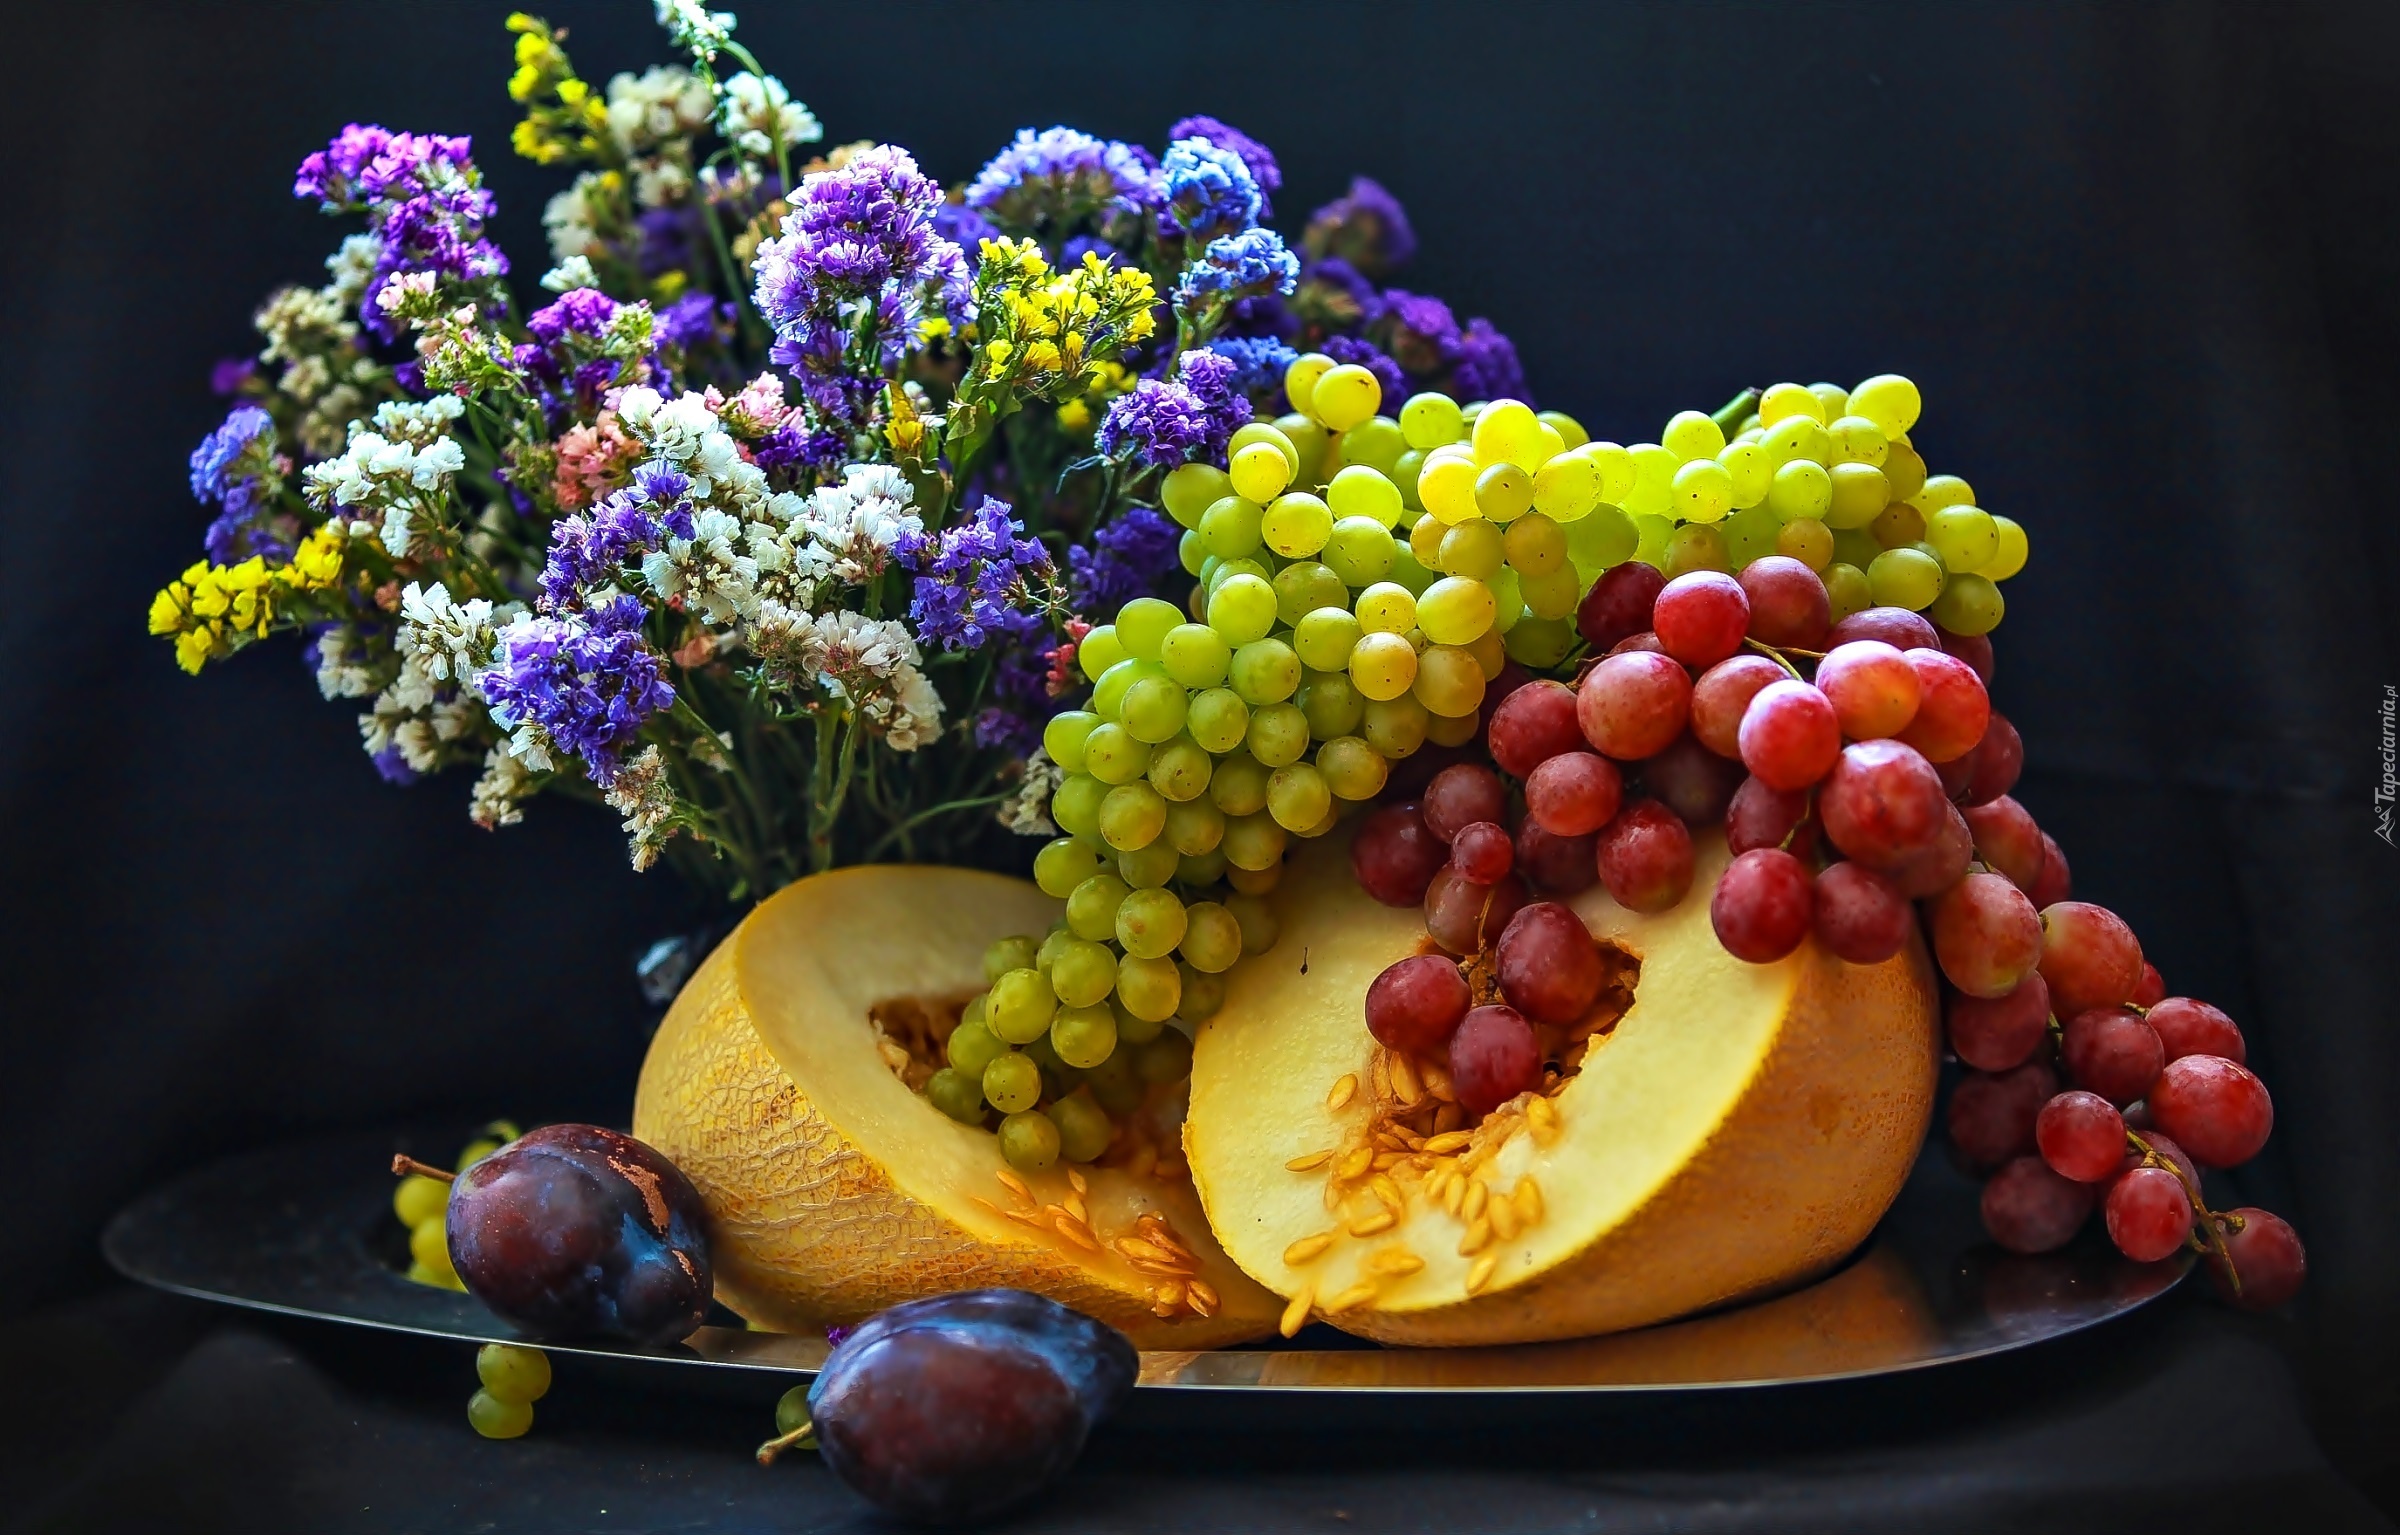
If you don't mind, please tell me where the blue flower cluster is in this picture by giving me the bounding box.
[482,593,676,785]
[1067,506,1180,616]
[1097,350,1253,470]
[901,498,1052,652]
[188,404,283,563]
[293,124,509,339]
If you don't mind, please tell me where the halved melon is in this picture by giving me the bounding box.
[1186,829,1938,1347]
[632,865,1280,1349]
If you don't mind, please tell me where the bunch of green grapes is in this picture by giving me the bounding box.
[467,1342,552,1440]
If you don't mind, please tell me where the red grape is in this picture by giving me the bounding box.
[1935,748,1979,802]
[2124,1128,2198,1189]
[1818,739,1949,869]
[1961,712,2023,806]
[1451,1004,1544,1116]
[2147,1054,2273,1167]
[1947,972,2052,1071]
[1422,763,1509,843]
[1524,751,1621,837]
[1488,661,1535,712]
[1351,803,1448,907]
[1576,651,1692,761]
[1652,571,1751,668]
[2038,901,2144,1016]
[1726,776,1809,856]
[2104,1164,2194,1262]
[1812,860,1912,963]
[1981,1154,2097,1254]
[1593,798,1694,913]
[1827,606,1941,653]
[2205,1208,2306,1310]
[1948,1059,2057,1168]
[1814,640,1921,740]
[1450,821,1515,885]
[2131,962,2167,1009]
[1889,801,1975,898]
[1485,680,1583,779]
[1515,817,1598,895]
[1962,795,2047,892]
[1738,680,1842,791]
[1639,732,1743,825]
[1710,848,1815,962]
[2027,833,2071,907]
[1737,556,1832,650]
[1894,648,1990,763]
[2036,1090,2126,1182]
[1937,626,1995,684]
[1496,902,1604,1023]
[2146,997,2245,1065]
[1364,954,1471,1053]
[2059,1005,2165,1105]
[1424,866,1529,955]
[1607,631,1666,657]
[1690,655,1788,757]
[1930,871,2044,998]
[1575,561,1665,653]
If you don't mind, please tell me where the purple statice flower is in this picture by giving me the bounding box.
[1166,116,1280,218]
[189,404,285,563]
[1291,255,1383,335]
[538,474,691,611]
[751,145,970,424]
[1175,228,1299,307]
[1452,316,1530,405]
[294,124,508,340]
[210,357,257,396]
[902,498,1052,652]
[655,292,728,355]
[636,205,699,278]
[1068,506,1180,615]
[1175,349,1252,446]
[752,416,848,475]
[1157,138,1260,240]
[370,743,421,786]
[964,127,1158,234]
[1303,176,1416,279]
[933,200,999,266]
[1378,289,1462,377]
[1204,335,1298,407]
[526,287,619,347]
[483,593,675,786]
[1097,350,1251,469]
[1322,335,1403,405]
[1059,234,1126,271]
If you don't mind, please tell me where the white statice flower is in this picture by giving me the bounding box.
[324,233,382,308]
[468,743,535,830]
[998,749,1062,837]
[640,508,759,627]
[633,160,692,211]
[312,624,382,701]
[604,65,713,162]
[303,399,467,559]
[718,72,821,158]
[799,462,925,585]
[544,174,607,264]
[602,745,680,870]
[395,581,520,697]
[541,254,601,293]
[751,606,946,753]
[255,285,354,370]
[359,689,483,775]
[653,0,736,63]
[869,664,945,752]
[743,492,827,609]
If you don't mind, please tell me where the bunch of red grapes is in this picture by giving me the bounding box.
[1348,554,2305,1308]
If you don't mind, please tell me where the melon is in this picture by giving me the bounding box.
[632,864,1280,1349]
[1185,828,1938,1347]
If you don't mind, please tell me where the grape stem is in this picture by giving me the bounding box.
[756,1420,817,1464]
[1709,388,1763,437]
[2125,1130,2240,1292]
[390,1154,456,1184]
[1742,637,1808,684]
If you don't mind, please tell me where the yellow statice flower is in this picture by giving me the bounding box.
[150,524,351,675]
[973,243,1158,398]
[505,14,607,166]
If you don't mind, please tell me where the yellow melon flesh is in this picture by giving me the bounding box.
[1185,828,1937,1347]
[632,864,1280,1349]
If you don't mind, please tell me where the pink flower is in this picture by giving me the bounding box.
[551,412,641,511]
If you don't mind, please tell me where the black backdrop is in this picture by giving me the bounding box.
[3,1,2397,1529]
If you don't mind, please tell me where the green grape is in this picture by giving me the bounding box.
[1228,441,1294,503]
[1388,539,1437,596]
[1470,399,1544,471]
[1661,522,1730,577]
[1109,991,1166,1047]
[1272,561,1349,626]
[1539,409,1590,450]
[982,1051,1042,1113]
[1178,528,1208,576]
[1759,380,1824,427]
[1503,615,1578,668]
[1417,454,1482,525]
[1882,440,1928,504]
[456,1137,504,1173]
[1276,413,1332,480]
[1912,473,1975,513]
[1473,462,1534,523]
[1348,630,1418,701]
[1930,572,2004,634]
[1206,573,1278,644]
[1867,547,1945,610]
[1872,500,1926,549]
[1311,363,1382,431]
[987,968,1058,1045]
[1262,492,1334,558]
[1820,463,1887,530]
[1050,773,1107,840]
[1501,512,1567,577]
[1224,892,1280,955]
[1413,644,1486,717]
[1021,1031,1078,1094]
[1722,502,1783,568]
[1159,623,1231,688]
[1208,752,1270,817]
[1407,505,1449,568]
[1830,525,1882,572]
[1222,811,1289,872]
[1355,581,1417,635]
[1566,504,1638,572]
[1077,625,1127,684]
[476,1343,553,1405]
[1066,873,1131,942]
[1985,515,2028,579]
[1322,517,1399,587]
[1661,408,1727,462]
[1083,1049,1146,1114]
[1583,441,1637,504]
[1266,762,1333,832]
[1761,414,1832,468]
[1048,937,1118,1008]
[1144,737,1213,804]
[410,1215,453,1278]
[1808,381,1850,421]
[1361,693,1430,758]
[1847,373,1922,435]
[1229,638,1301,705]
[1718,439,1774,508]
[1530,449,1601,522]
[1437,518,1506,580]
[1520,564,1581,620]
[1090,656,1158,720]
[926,1066,986,1125]
[1327,464,1404,527]
[1042,710,1099,774]
[983,934,1040,983]
[1178,901,1243,973]
[1225,861,1281,896]
[1766,458,1832,522]
[1136,1028,1196,1086]
[1208,555,1271,594]
[1828,415,1889,467]
[1081,722,1152,785]
[1624,442,1678,517]
[1775,516,1835,571]
[1115,886,1188,960]
[1165,797,1226,857]
[1339,415,1408,475]
[394,1173,448,1229]
[1392,450,1428,512]
[1098,781,1168,851]
[1186,687,1250,753]
[1050,1003,1119,1070]
[1425,708,1481,747]
[1049,1092,1112,1163]
[962,990,992,1027]
[1297,672,1366,739]
[1178,847,1228,886]
[1926,505,1999,571]
[1245,701,1311,767]
[1417,576,1496,645]
[1631,512,1675,567]
[1177,964,1227,1023]
[468,1389,534,1440]
[1119,840,1181,892]
[1400,390,1466,449]
[1110,597,1178,661]
[1199,494,1266,558]
[1294,606,1364,671]
[1283,354,1335,418]
[1316,735,1388,800]
[1486,568,1524,633]
[1116,953,1183,1022]
[1161,462,1233,528]
[1119,676,1189,744]
[998,1109,1061,1172]
[947,1018,1008,1076]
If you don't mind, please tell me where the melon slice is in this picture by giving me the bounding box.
[632,865,1280,1349]
[1185,828,1937,1347]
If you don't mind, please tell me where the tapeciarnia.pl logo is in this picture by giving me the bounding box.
[2379,684,2397,846]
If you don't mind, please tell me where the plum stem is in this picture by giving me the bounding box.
[756,1420,817,1465]
[391,1154,456,1184]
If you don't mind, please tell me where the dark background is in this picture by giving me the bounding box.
[3,1,2397,1530]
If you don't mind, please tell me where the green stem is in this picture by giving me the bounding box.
[863,792,1010,861]
[1710,387,1762,437]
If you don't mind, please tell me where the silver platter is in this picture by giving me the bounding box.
[104,1129,2184,1396]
